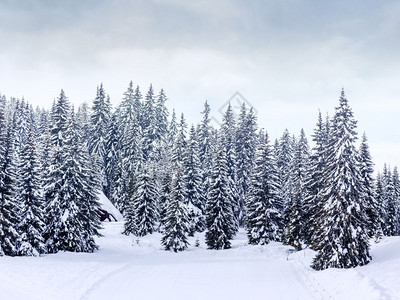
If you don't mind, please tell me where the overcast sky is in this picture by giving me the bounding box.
[1,0,399,171]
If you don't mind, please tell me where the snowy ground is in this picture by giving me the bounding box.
[1,222,399,300]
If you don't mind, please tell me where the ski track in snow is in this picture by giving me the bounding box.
[1,222,400,300]
[81,223,315,300]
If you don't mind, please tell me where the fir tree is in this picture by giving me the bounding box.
[142,84,157,161]
[197,101,214,198]
[303,111,328,248]
[382,166,399,236]
[220,104,239,232]
[171,113,187,169]
[246,132,281,245]
[161,168,190,252]
[76,102,91,144]
[66,109,102,252]
[275,129,294,229]
[235,105,257,226]
[104,110,121,199]
[88,84,111,191]
[205,142,235,250]
[183,125,205,235]
[124,162,159,237]
[16,121,46,256]
[312,90,370,270]
[0,96,20,256]
[359,133,379,238]
[284,129,309,250]
[44,92,101,253]
[393,167,400,235]
[154,89,169,143]
[374,173,385,240]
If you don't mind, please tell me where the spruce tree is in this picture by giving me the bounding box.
[197,101,214,197]
[66,109,102,252]
[161,168,190,252]
[16,121,46,256]
[183,125,205,235]
[124,162,159,237]
[44,92,101,253]
[275,129,294,229]
[359,133,379,237]
[392,167,400,236]
[171,113,187,169]
[235,105,257,226]
[246,132,281,245]
[382,166,399,236]
[0,96,20,256]
[312,90,370,270]
[303,111,329,248]
[154,89,169,143]
[88,84,111,191]
[43,90,71,253]
[284,129,309,250]
[142,84,157,161]
[205,142,235,250]
[220,104,239,233]
[104,110,121,199]
[374,173,385,240]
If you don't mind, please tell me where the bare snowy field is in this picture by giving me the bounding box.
[0,222,399,300]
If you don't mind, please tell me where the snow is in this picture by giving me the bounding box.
[97,192,123,221]
[0,222,400,300]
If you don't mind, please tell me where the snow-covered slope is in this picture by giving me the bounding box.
[0,223,399,300]
[290,237,400,300]
[97,192,123,221]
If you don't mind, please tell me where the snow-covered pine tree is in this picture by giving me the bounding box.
[275,129,294,230]
[36,108,52,184]
[44,91,102,253]
[159,171,172,224]
[0,95,20,256]
[392,167,400,236]
[66,109,103,252]
[284,129,309,250]
[183,125,205,235]
[197,101,214,202]
[359,133,379,238]
[246,132,281,245]
[119,111,143,214]
[156,110,177,223]
[205,141,236,250]
[104,109,121,200]
[235,105,257,226]
[382,165,400,236]
[312,89,370,270]
[111,84,143,213]
[154,89,169,143]
[16,119,46,256]
[43,90,71,253]
[220,104,239,233]
[76,102,91,144]
[382,165,398,236]
[88,84,111,192]
[13,99,30,153]
[171,113,187,169]
[141,84,157,161]
[119,81,137,127]
[303,111,329,248]
[167,109,178,148]
[123,159,159,237]
[374,173,385,240]
[161,168,190,252]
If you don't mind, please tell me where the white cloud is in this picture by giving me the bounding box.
[0,0,399,168]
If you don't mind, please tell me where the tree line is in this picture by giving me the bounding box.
[0,84,398,270]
